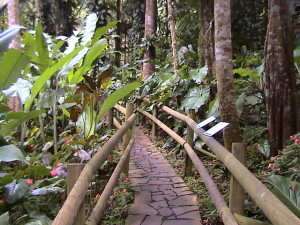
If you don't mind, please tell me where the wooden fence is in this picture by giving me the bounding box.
[52,100,300,225]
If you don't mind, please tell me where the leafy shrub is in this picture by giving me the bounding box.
[267,134,300,182]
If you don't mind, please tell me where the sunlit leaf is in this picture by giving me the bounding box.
[0,25,23,55]
[97,82,141,120]
[92,20,118,45]
[0,212,9,225]
[0,49,30,90]
[0,145,27,164]
[24,46,84,111]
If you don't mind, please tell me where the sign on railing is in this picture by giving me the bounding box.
[196,116,230,137]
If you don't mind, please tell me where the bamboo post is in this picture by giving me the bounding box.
[229,143,247,215]
[152,105,158,141]
[67,163,86,225]
[122,103,134,175]
[108,108,114,129]
[185,109,195,176]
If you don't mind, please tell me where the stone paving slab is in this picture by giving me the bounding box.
[126,126,202,225]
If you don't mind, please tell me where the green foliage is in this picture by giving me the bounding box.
[0,145,28,164]
[102,177,135,224]
[265,175,300,218]
[98,82,141,120]
[180,86,210,111]
[0,26,23,56]
[268,134,300,182]
[0,49,30,90]
[0,212,9,225]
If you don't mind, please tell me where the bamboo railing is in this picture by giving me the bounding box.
[53,99,300,225]
[53,106,135,225]
[137,97,300,225]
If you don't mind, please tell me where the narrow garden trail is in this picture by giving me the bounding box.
[126,126,202,225]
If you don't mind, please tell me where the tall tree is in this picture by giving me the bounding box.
[198,0,215,76]
[7,0,20,49]
[115,0,122,67]
[214,0,242,151]
[142,0,157,80]
[167,0,179,73]
[265,0,298,156]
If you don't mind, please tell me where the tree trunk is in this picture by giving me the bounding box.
[115,0,122,67]
[199,0,215,76]
[265,0,298,156]
[7,0,21,49]
[214,0,242,151]
[167,0,179,73]
[35,0,41,25]
[142,0,157,80]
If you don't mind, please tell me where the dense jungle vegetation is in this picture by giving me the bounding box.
[0,0,300,224]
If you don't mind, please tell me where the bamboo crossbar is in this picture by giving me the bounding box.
[114,103,126,114]
[194,146,218,159]
[86,139,135,225]
[137,108,238,225]
[53,114,136,225]
[113,117,122,129]
[137,98,300,225]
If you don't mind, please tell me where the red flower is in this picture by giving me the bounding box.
[267,163,273,168]
[290,135,296,139]
[50,169,59,176]
[290,186,296,191]
[29,144,35,148]
[25,179,33,185]
[272,168,277,172]
[0,200,4,203]
[263,172,268,176]
[66,140,72,145]
[124,178,131,182]
[294,139,299,144]
[95,194,101,198]
[63,133,68,137]
[277,150,282,154]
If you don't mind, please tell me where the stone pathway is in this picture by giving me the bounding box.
[126,126,202,225]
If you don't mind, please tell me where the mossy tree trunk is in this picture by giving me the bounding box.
[167,0,179,73]
[142,0,157,80]
[214,0,242,151]
[198,0,215,77]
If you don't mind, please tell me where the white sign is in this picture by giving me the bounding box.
[196,116,216,128]
[203,122,230,137]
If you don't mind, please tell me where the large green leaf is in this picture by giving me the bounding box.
[265,175,300,217]
[0,212,9,225]
[92,20,118,45]
[69,39,108,84]
[97,82,141,120]
[25,165,51,177]
[0,103,11,114]
[24,46,84,111]
[77,103,96,138]
[5,180,29,204]
[0,25,23,55]
[0,49,30,90]
[35,23,50,73]
[189,66,208,84]
[233,68,259,83]
[0,145,27,164]
[0,110,44,136]
[181,86,210,110]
